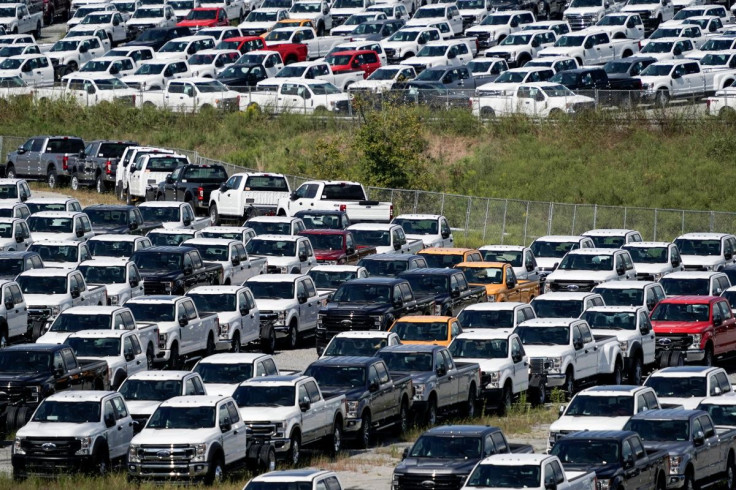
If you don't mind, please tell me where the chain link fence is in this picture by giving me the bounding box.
[3,133,736,246]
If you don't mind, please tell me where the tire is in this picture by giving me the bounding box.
[518,54,531,67]
[168,342,181,369]
[47,167,57,188]
[230,331,241,353]
[204,453,224,486]
[629,355,643,385]
[399,400,409,434]
[16,406,30,429]
[683,469,694,490]
[260,446,276,473]
[701,345,713,367]
[205,333,215,357]
[425,397,437,427]
[89,444,110,476]
[112,373,125,390]
[5,164,15,179]
[480,107,495,120]
[607,361,622,385]
[209,205,220,226]
[655,89,669,108]
[35,23,41,39]
[95,173,106,194]
[261,326,276,354]
[146,346,154,370]
[317,21,325,36]
[117,184,125,201]
[70,173,80,191]
[68,61,77,72]
[498,383,512,416]
[0,323,7,349]
[564,370,575,399]
[287,431,301,466]
[726,455,736,490]
[5,406,17,433]
[464,386,477,418]
[286,321,298,349]
[326,419,342,457]
[357,412,372,449]
[532,384,546,407]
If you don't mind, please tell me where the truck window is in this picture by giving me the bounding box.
[572,326,582,348]
[218,403,231,426]
[375,362,390,384]
[9,284,22,305]
[636,394,647,413]
[434,350,447,373]
[522,307,535,321]
[511,337,523,359]
[256,362,267,377]
[580,324,593,343]
[515,309,525,325]
[551,460,565,484]
[190,252,202,270]
[123,335,135,358]
[699,416,715,438]
[79,245,90,262]
[693,417,704,437]
[183,300,197,320]
[226,401,240,423]
[451,321,461,338]
[193,376,205,394]
[484,435,496,456]
[441,350,454,370]
[368,365,380,386]
[321,183,365,201]
[112,396,129,419]
[264,358,277,375]
[298,384,309,403]
[316,482,328,490]
[185,377,198,395]
[305,279,316,298]
[399,283,412,302]
[61,348,77,370]
[622,439,634,461]
[715,372,731,393]
[104,400,115,423]
[491,432,508,453]
[324,476,341,490]
[643,391,659,409]
[305,380,320,402]
[225,175,242,190]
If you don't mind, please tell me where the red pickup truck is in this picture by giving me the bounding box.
[176,7,229,30]
[299,230,377,265]
[218,36,307,64]
[650,295,736,367]
[325,49,381,78]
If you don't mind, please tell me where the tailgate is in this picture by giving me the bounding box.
[344,202,392,222]
[241,191,289,206]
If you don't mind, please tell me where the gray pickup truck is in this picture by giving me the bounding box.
[72,140,137,193]
[305,356,413,449]
[377,344,481,425]
[625,409,736,490]
[5,136,86,188]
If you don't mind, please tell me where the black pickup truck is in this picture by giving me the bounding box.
[316,277,434,354]
[130,246,223,295]
[83,204,159,235]
[398,268,487,317]
[154,164,229,215]
[305,356,414,448]
[551,430,669,490]
[393,425,534,490]
[0,343,110,433]
[74,140,137,193]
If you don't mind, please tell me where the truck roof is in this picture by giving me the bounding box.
[593,280,655,289]
[197,353,269,364]
[80,258,134,267]
[394,214,443,220]
[198,225,254,233]
[359,254,423,262]
[188,285,246,294]
[69,329,131,339]
[90,234,147,243]
[699,395,736,406]
[649,366,721,377]
[0,178,27,185]
[310,265,364,273]
[29,239,82,247]
[18,268,75,278]
[147,228,196,235]
[182,238,238,247]
[419,247,477,255]
[396,316,452,323]
[25,197,77,204]
[309,355,380,368]
[127,370,196,381]
[251,234,303,242]
[518,318,581,328]
[657,295,721,304]
[59,306,123,315]
[534,235,588,242]
[250,469,336,483]
[583,228,639,236]
[342,277,407,286]
[532,292,599,301]
[565,248,622,256]
[348,223,397,231]
[126,295,181,303]
[586,305,646,314]
[463,302,527,311]
[630,408,705,421]
[455,330,515,340]
[478,453,551,465]
[30,211,85,218]
[241,374,305,386]
[455,261,506,269]
[247,216,299,224]
[623,241,672,248]
[423,424,503,437]
[0,251,39,259]
[662,271,725,280]
[138,202,184,210]
[380,344,445,354]
[46,390,118,403]
[160,395,232,407]
[0,217,25,225]
[330,331,396,339]
[138,246,190,255]
[299,229,349,237]
[578,385,651,395]
[6,343,69,353]
[399,268,465,277]
[563,430,639,441]
[247,274,304,283]
[479,245,526,251]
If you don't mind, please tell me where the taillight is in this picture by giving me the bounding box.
[62,155,68,171]
[706,99,711,108]
[339,204,346,212]
[105,160,112,175]
[390,204,394,220]
[198,186,204,201]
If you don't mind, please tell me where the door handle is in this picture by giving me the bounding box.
[118,425,123,431]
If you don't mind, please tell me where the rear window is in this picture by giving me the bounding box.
[244,175,289,192]
[96,142,131,158]
[147,156,188,172]
[322,184,366,200]
[46,138,85,154]
[182,166,227,180]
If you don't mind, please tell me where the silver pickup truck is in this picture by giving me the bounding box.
[5,136,86,188]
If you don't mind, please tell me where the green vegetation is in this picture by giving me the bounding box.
[1,98,735,212]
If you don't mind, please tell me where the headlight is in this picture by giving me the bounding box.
[374,314,385,328]
[486,371,500,388]
[108,294,119,305]
[544,282,551,293]
[219,322,230,338]
[29,385,40,402]
[159,332,168,349]
[669,455,683,474]
[347,401,359,418]
[276,311,286,324]
[487,294,496,302]
[619,340,629,352]
[279,266,289,273]
[128,444,140,463]
[547,357,563,372]
[13,437,24,455]
[317,314,325,328]
[75,436,93,455]
[192,442,207,462]
[598,478,611,490]
[689,334,702,349]
[393,472,400,488]
[273,422,285,437]
[50,306,61,317]
[414,384,425,399]
[652,273,663,281]
[434,303,443,316]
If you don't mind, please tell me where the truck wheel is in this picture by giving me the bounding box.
[286,321,298,349]
[70,173,80,191]
[326,419,342,457]
[35,23,41,39]
[564,371,575,399]
[209,205,220,226]
[726,455,735,490]
[498,383,512,415]
[655,89,669,108]
[5,406,17,433]
[317,21,324,36]
[89,444,110,476]
[205,333,215,357]
[0,323,8,349]
[629,356,643,385]
[5,164,15,179]
[532,384,546,407]
[95,173,106,194]
[117,184,125,201]
[169,342,181,369]
[357,412,371,449]
[263,446,276,472]
[425,398,437,427]
[146,345,154,369]
[112,373,125,390]
[683,469,694,490]
[480,107,495,120]
[230,332,241,353]
[204,453,224,485]
[287,431,301,466]
[261,327,276,354]
[701,345,713,367]
[399,400,409,433]
[47,168,57,188]
[464,386,477,418]
[607,361,622,385]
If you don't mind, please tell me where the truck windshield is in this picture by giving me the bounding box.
[420,253,464,268]
[0,349,53,372]
[402,274,448,295]
[481,14,510,25]
[187,293,237,312]
[565,394,634,416]
[650,302,709,321]
[323,336,388,356]
[530,240,578,258]
[417,45,448,57]
[449,338,507,359]
[622,246,668,263]
[50,314,112,333]
[332,284,391,303]
[642,41,674,54]
[247,280,294,299]
[0,59,22,70]
[701,39,733,51]
[84,208,128,226]
[587,235,625,248]
[466,464,540,488]
[244,10,278,21]
[246,238,296,256]
[350,229,390,247]
[598,15,626,26]
[89,240,135,258]
[392,321,447,342]
[132,251,183,271]
[660,278,709,296]
[698,402,736,427]
[551,440,620,464]
[334,0,364,8]
[133,7,164,16]
[583,310,637,330]
[119,379,183,401]
[308,270,357,290]
[392,218,438,235]
[82,13,113,23]
[301,234,343,251]
[17,275,67,295]
[27,216,73,233]
[645,376,706,398]
[456,266,504,285]
[387,30,419,42]
[501,34,532,45]
[590,287,643,307]
[701,53,732,66]
[377,351,433,372]
[199,230,244,241]
[138,206,181,223]
[32,401,100,423]
[409,435,482,458]
[233,385,295,407]
[650,28,681,39]
[457,308,514,329]
[193,362,253,384]
[305,365,366,389]
[265,30,294,41]
[297,212,344,230]
[0,258,24,275]
[186,8,217,19]
[182,166,227,180]
[558,253,613,271]
[625,419,690,442]
[555,35,585,47]
[67,336,121,357]
[135,63,165,75]
[126,302,176,322]
[147,406,216,429]
[147,232,194,246]
[481,250,522,267]
[186,243,228,262]
[674,238,722,256]
[358,259,408,277]
[516,326,570,344]
[245,483,312,490]
[26,202,68,214]
[50,40,81,51]
[147,156,187,171]
[322,183,365,200]
[569,0,601,6]
[532,299,582,318]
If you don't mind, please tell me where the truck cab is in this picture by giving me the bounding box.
[623,241,684,281]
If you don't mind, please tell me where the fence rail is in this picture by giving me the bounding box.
[3,131,736,246]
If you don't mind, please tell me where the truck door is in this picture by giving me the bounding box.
[638,310,656,366]
[510,336,529,393]
[697,415,721,478]
[433,349,454,407]
[670,63,688,96]
[181,299,198,352]
[217,402,239,464]
[6,283,26,339]
[304,380,329,441]
[163,166,182,200]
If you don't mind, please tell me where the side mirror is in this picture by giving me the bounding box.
[532,39,540,48]
[215,59,223,68]
[346,247,355,255]
[187,46,196,55]
[15,234,23,243]
[299,398,310,411]
[231,257,240,266]
[451,287,460,298]
[393,242,401,250]
[113,19,119,26]
[71,287,81,298]
[441,231,450,239]
[129,279,139,287]
[447,50,456,59]
[574,340,583,350]
[4,300,13,310]
[616,266,625,275]
[76,229,85,238]
[512,354,522,363]
[183,218,191,226]
[558,404,565,417]
[129,222,138,231]
[124,351,135,362]
[726,253,733,260]
[219,183,228,192]
[714,316,723,326]
[673,47,682,56]
[80,45,89,53]
[393,298,403,308]
[165,175,174,184]
[104,413,116,428]
[290,192,299,201]
[21,63,31,73]
[545,479,557,490]
[624,454,635,469]
[17,12,23,19]
[220,422,232,433]
[178,315,188,326]
[87,85,96,95]
[299,253,308,262]
[446,13,452,19]
[298,294,307,304]
[526,263,534,272]
[369,380,379,392]
[694,431,705,446]
[640,325,650,334]
[402,447,409,459]
[54,366,64,378]
[671,259,680,267]
[16,146,26,154]
[418,37,426,45]
[436,366,447,376]
[240,306,249,316]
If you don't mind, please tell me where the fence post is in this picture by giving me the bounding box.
[413,191,419,213]
[482,198,490,241]
[682,211,685,234]
[547,202,553,235]
[501,199,508,244]
[623,207,627,228]
[440,193,445,215]
[710,211,715,232]
[653,209,658,241]
[523,201,530,245]
[464,197,472,240]
[593,204,597,229]
[571,204,577,235]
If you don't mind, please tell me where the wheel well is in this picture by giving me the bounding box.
[291,427,301,441]
[47,163,55,173]
[724,79,733,88]
[622,49,632,57]
[401,394,409,408]
[209,443,224,462]
[92,438,109,455]
[334,413,343,427]
[361,407,371,420]
[289,317,298,328]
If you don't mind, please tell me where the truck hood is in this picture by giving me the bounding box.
[126,400,163,417]
[546,269,618,283]
[349,79,395,92]
[0,69,20,78]
[679,255,724,268]
[92,224,137,234]
[651,320,711,334]
[127,18,163,27]
[121,74,160,85]
[322,302,390,315]
[406,234,444,248]
[593,328,639,341]
[523,344,570,359]
[239,405,297,422]
[639,74,671,85]
[261,256,298,267]
[139,270,184,282]
[373,245,400,254]
[561,461,621,478]
[177,19,218,27]
[641,440,692,454]
[0,371,53,385]
[313,249,347,261]
[394,457,480,476]
[461,357,511,373]
[564,6,603,15]
[320,386,366,401]
[24,294,71,308]
[32,232,78,242]
[36,331,73,344]
[239,22,274,30]
[621,4,658,11]
[96,282,130,297]
[551,416,630,432]
[466,25,509,35]
[539,46,581,57]
[383,40,416,52]
[634,263,675,276]
[536,257,562,270]
[655,396,701,410]
[133,428,216,445]
[17,422,103,439]
[256,298,297,312]
[405,17,443,26]
[155,52,188,62]
[203,382,237,396]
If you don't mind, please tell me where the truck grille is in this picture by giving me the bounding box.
[219,97,239,112]
[396,473,467,490]
[138,445,194,463]
[462,15,476,28]
[266,265,282,274]
[637,273,656,281]
[655,334,693,350]
[384,48,396,58]
[244,28,266,35]
[320,314,377,333]
[565,14,598,30]
[529,358,546,375]
[333,100,351,114]
[244,422,277,438]
[472,32,492,48]
[683,265,710,271]
[633,10,650,20]
[548,280,595,292]
[20,437,81,456]
[332,15,348,26]
[125,82,141,90]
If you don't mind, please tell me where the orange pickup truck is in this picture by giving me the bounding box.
[455,262,540,303]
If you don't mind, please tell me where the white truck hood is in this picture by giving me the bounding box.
[373,245,398,254]
[18,421,102,439]
[536,257,563,270]
[127,18,163,27]
[539,46,581,57]
[121,74,160,85]
[155,52,188,62]
[349,79,395,92]
[523,344,570,358]
[407,234,444,248]
[41,261,77,269]
[546,269,618,283]
[159,221,184,229]
[239,405,297,422]
[671,0,694,6]
[0,69,21,78]
[25,294,70,308]
[203,382,237,396]
[461,357,512,374]
[634,263,674,276]
[36,331,73,344]
[240,21,275,30]
[126,400,162,417]
[99,282,130,296]
[551,415,631,433]
[565,6,604,15]
[639,74,670,86]
[263,255,299,268]
[466,25,509,35]
[621,4,658,12]
[405,17,443,27]
[679,255,724,269]
[382,40,416,52]
[133,428,216,445]
[593,328,640,342]
[33,232,77,242]
[657,396,700,410]
[255,298,297,312]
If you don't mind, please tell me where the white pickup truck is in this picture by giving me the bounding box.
[138,77,241,113]
[17,269,107,339]
[182,238,266,285]
[208,172,291,224]
[544,248,637,293]
[465,10,537,49]
[381,26,442,63]
[242,77,351,114]
[472,82,595,119]
[0,279,27,345]
[234,374,346,465]
[196,225,257,244]
[272,60,363,90]
[483,30,557,68]
[28,240,90,269]
[138,202,210,231]
[595,12,645,39]
[563,0,621,31]
[46,36,107,75]
[263,27,348,60]
[347,223,424,255]
[246,235,316,275]
[67,329,149,388]
[0,217,31,252]
[126,152,190,204]
[27,211,95,242]
[517,318,624,398]
[121,60,193,92]
[78,259,145,306]
[125,295,219,369]
[621,0,674,33]
[461,454,596,490]
[34,74,138,107]
[0,53,54,87]
[277,180,393,224]
[192,352,278,395]
[70,10,128,45]
[539,29,638,65]
[638,59,716,105]
[289,0,332,35]
[0,3,41,37]
[391,214,453,248]
[403,39,474,73]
